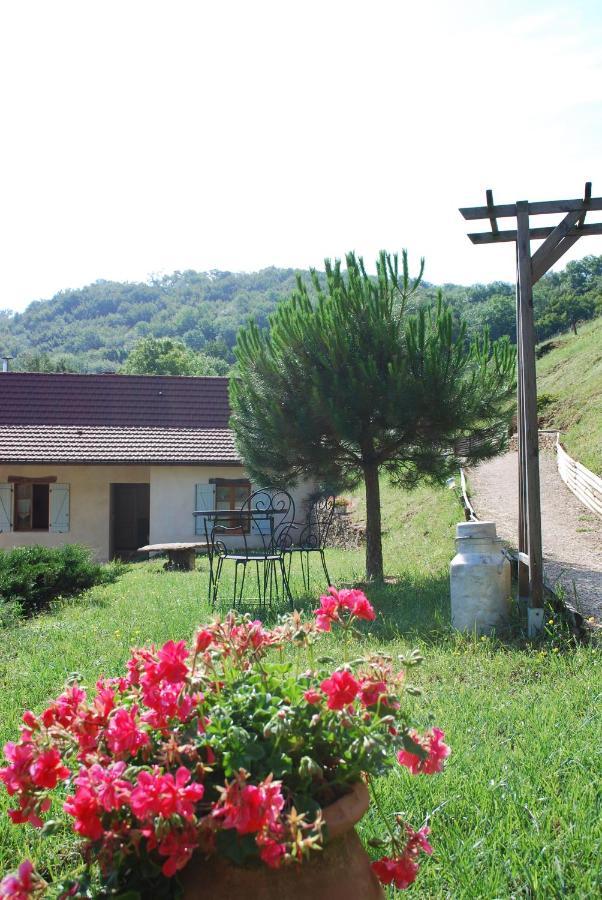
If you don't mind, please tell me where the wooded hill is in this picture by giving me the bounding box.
[1,255,601,373]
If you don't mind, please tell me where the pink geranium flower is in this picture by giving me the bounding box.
[397,728,451,775]
[130,767,204,821]
[213,773,284,835]
[195,628,214,653]
[0,859,40,900]
[63,784,104,840]
[30,748,70,790]
[372,825,432,890]
[157,640,189,684]
[156,824,199,877]
[303,689,323,705]
[372,853,420,890]
[348,592,376,621]
[313,592,341,631]
[358,678,388,708]
[320,670,360,710]
[105,706,149,757]
[313,586,375,629]
[257,835,286,868]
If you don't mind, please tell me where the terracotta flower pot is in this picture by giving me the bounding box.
[181,781,384,900]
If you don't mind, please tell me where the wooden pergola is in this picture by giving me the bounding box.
[459,184,602,635]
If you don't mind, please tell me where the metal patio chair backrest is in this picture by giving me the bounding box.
[210,521,249,559]
[240,488,296,556]
[298,494,336,550]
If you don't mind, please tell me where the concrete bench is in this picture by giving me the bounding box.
[138,542,208,571]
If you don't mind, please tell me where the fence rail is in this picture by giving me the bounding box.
[556,436,602,519]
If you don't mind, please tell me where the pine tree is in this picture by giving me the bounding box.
[230,251,515,582]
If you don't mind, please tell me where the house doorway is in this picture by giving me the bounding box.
[110,483,150,560]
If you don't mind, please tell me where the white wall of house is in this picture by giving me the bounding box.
[150,466,314,547]
[0,465,150,561]
[149,465,247,544]
[0,464,316,561]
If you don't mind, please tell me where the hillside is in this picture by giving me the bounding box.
[537,317,602,475]
[0,255,601,373]
[0,269,302,373]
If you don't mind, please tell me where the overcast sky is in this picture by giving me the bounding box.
[1,0,601,312]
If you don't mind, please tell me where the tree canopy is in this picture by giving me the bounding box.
[120,337,229,376]
[230,251,516,581]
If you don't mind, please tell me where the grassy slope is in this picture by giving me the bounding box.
[537,317,602,475]
[1,482,601,898]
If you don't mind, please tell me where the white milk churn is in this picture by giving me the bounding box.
[450,521,511,635]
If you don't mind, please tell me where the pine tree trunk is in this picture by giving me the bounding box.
[364,463,383,582]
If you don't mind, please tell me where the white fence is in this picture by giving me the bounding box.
[556,436,602,519]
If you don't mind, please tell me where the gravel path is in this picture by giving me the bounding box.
[467,451,602,620]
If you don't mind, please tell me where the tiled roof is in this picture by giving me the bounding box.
[0,372,231,427]
[0,426,239,465]
[0,374,241,465]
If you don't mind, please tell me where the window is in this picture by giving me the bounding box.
[14,482,50,531]
[214,480,251,531]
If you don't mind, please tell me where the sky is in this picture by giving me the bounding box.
[1,0,601,312]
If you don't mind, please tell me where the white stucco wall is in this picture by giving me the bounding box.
[149,465,247,544]
[149,466,314,547]
[0,465,150,561]
[0,464,316,561]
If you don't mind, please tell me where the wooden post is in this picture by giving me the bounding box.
[515,246,529,604]
[516,201,544,635]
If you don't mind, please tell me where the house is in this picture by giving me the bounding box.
[0,372,311,561]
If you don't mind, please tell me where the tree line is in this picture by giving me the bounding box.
[0,256,601,374]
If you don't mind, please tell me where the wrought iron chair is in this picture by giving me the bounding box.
[283,494,335,590]
[209,489,296,608]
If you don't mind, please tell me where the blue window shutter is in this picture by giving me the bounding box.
[195,484,215,537]
[0,484,13,532]
[49,484,70,533]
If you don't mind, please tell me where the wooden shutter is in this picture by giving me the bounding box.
[0,483,13,532]
[195,484,216,537]
[49,484,70,533]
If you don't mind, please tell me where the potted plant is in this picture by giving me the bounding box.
[1,588,449,898]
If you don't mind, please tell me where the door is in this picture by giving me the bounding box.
[110,484,150,560]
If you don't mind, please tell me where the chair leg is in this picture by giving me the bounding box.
[320,549,331,587]
[238,562,247,606]
[233,561,239,609]
[255,560,263,607]
[280,557,294,609]
[268,560,275,607]
[212,557,223,608]
[207,550,214,605]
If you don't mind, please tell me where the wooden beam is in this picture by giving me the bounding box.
[459,195,602,221]
[486,189,499,234]
[531,182,594,283]
[530,208,585,279]
[468,221,602,244]
[516,201,544,629]
[532,234,580,284]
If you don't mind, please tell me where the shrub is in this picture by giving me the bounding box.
[0,545,123,619]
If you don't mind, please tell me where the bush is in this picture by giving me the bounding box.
[0,545,123,619]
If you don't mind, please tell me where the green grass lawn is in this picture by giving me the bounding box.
[1,482,601,898]
[537,317,602,475]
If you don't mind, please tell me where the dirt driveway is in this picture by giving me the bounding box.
[467,451,602,620]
